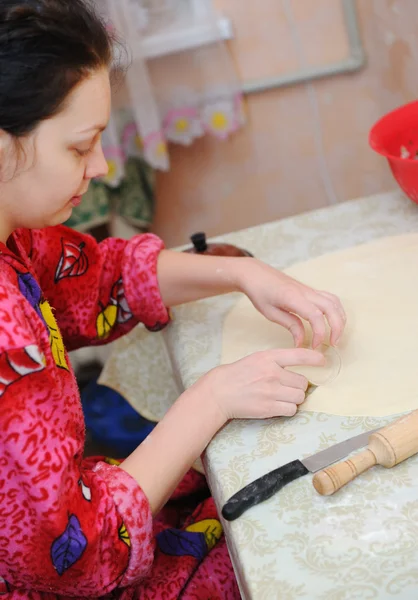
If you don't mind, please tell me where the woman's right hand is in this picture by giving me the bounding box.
[193,348,325,421]
[122,348,325,514]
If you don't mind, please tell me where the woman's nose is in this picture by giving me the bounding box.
[85,144,109,180]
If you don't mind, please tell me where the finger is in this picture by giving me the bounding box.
[306,308,327,349]
[319,290,346,321]
[274,401,298,418]
[310,293,346,346]
[317,290,347,339]
[268,348,326,368]
[278,369,309,391]
[263,306,305,347]
[276,386,306,404]
[279,293,327,349]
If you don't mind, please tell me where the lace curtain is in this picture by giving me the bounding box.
[97,0,245,177]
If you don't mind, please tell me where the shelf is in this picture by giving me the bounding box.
[138,15,233,59]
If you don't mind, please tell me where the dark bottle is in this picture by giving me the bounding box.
[184,232,253,258]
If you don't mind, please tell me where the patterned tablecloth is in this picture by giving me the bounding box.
[101,190,418,599]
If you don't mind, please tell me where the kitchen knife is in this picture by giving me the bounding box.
[222,427,380,521]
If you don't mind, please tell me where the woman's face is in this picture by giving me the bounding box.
[0,68,111,241]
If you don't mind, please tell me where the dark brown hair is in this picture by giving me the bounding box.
[0,0,114,138]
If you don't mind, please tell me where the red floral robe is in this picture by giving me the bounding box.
[0,226,240,600]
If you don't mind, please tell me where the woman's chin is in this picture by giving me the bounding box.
[50,205,74,227]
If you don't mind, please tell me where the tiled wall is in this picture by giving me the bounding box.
[152,0,418,247]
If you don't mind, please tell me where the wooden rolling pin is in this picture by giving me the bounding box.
[313,409,418,496]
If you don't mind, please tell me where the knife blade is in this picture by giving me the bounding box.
[221,428,380,521]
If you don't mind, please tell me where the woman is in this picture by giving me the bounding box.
[0,1,345,598]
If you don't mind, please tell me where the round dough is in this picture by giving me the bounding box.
[221,233,418,417]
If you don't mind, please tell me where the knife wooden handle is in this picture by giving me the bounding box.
[313,409,418,496]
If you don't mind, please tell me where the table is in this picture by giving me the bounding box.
[101,190,418,599]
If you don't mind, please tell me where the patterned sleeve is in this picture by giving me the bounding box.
[28,225,169,350]
[0,373,156,595]
[0,287,156,596]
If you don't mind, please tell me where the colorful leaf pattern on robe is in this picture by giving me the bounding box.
[157,528,208,560]
[39,300,68,370]
[18,273,44,323]
[17,271,68,370]
[96,279,133,339]
[111,278,133,325]
[55,239,89,283]
[50,515,87,576]
[0,345,45,397]
[104,457,122,466]
[157,518,223,559]
[0,577,9,595]
[118,523,131,547]
[79,479,92,502]
[96,303,118,340]
[185,519,223,552]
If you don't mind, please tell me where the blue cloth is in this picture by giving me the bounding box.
[81,380,156,456]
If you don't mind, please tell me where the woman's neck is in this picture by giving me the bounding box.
[0,214,14,245]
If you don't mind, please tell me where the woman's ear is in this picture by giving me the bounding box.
[0,130,7,180]
[0,129,10,169]
[0,129,18,181]
[0,129,8,155]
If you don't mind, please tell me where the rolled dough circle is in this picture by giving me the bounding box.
[220,233,418,417]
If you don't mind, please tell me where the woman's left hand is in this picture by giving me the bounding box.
[235,258,346,349]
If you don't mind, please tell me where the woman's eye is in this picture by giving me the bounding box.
[75,148,92,157]
[74,134,100,157]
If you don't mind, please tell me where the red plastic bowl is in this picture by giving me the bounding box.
[369,100,418,204]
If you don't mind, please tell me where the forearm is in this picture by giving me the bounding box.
[157,250,252,306]
[120,385,225,514]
